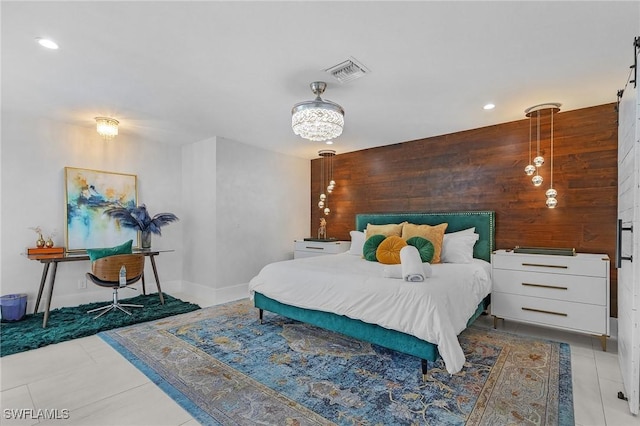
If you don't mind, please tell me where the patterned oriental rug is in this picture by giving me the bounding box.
[100,299,574,425]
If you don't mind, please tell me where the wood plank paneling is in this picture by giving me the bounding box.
[311,103,619,316]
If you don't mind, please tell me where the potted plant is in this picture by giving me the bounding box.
[103,204,179,248]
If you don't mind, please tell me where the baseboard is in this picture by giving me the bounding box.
[169,280,249,307]
[25,280,249,313]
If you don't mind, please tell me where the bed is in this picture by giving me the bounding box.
[249,211,495,376]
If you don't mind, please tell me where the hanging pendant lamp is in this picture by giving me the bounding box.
[318,149,336,215]
[524,103,561,207]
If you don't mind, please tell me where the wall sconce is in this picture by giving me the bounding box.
[524,103,561,208]
[317,149,336,215]
[95,117,119,140]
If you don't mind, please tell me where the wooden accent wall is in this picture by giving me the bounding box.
[311,103,619,315]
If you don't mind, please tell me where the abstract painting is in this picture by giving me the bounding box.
[65,167,138,251]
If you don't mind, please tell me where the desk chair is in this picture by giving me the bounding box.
[86,254,145,318]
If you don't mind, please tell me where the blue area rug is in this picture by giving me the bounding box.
[100,299,574,425]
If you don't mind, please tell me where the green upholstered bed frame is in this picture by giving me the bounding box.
[254,211,495,376]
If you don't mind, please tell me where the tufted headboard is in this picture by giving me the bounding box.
[355,211,495,262]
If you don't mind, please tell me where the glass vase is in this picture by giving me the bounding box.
[141,230,152,249]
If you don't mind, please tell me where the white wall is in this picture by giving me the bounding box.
[216,137,309,285]
[1,112,310,312]
[180,136,310,305]
[0,112,184,309]
[181,137,217,299]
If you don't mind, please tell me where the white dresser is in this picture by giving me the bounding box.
[491,249,610,350]
[293,240,351,259]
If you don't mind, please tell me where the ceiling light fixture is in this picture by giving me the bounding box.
[524,103,561,207]
[36,38,59,49]
[483,103,495,110]
[291,82,344,142]
[95,117,119,140]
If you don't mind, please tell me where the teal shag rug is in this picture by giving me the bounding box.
[1,293,200,357]
[101,299,574,425]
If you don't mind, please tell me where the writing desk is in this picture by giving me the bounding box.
[27,249,173,328]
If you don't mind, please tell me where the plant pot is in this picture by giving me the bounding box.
[141,230,152,249]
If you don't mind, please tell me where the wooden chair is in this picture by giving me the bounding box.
[86,254,145,318]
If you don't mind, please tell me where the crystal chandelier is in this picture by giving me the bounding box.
[292,82,344,142]
[95,117,119,140]
[317,149,336,216]
[523,103,561,207]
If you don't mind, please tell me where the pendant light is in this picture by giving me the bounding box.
[318,150,336,215]
[524,103,561,207]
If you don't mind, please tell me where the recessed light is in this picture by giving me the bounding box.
[36,38,59,50]
[326,140,334,145]
[483,103,495,110]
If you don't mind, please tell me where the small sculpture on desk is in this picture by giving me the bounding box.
[45,229,58,248]
[318,218,327,240]
[29,226,46,248]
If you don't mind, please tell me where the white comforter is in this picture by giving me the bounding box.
[248,253,492,374]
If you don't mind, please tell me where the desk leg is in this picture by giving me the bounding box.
[34,263,51,314]
[149,255,165,305]
[141,273,147,295]
[42,261,58,328]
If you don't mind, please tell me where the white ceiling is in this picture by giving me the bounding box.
[2,1,638,159]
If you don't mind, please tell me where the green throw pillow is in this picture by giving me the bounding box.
[363,234,386,262]
[86,239,133,262]
[406,236,435,263]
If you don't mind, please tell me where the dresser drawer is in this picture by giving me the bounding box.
[492,252,608,277]
[492,293,608,335]
[293,240,350,259]
[493,269,606,305]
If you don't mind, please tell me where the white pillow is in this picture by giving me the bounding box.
[441,229,478,263]
[443,227,475,239]
[349,230,365,256]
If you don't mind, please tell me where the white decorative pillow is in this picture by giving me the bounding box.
[444,227,475,238]
[349,230,365,256]
[441,230,479,263]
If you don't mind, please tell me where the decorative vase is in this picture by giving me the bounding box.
[45,238,54,248]
[36,234,46,248]
[141,230,152,249]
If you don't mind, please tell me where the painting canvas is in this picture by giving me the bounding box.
[65,167,138,251]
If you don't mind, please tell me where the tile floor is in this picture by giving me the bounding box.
[1,293,638,426]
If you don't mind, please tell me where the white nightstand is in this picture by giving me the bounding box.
[491,249,610,350]
[293,240,351,259]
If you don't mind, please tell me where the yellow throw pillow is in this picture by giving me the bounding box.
[402,223,448,263]
[365,222,406,239]
[376,236,407,265]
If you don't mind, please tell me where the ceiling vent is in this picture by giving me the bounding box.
[324,57,370,84]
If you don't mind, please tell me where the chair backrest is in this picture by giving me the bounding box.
[91,254,145,283]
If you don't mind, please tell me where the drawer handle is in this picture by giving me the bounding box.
[522,307,567,317]
[305,246,325,250]
[521,262,568,269]
[522,282,568,290]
